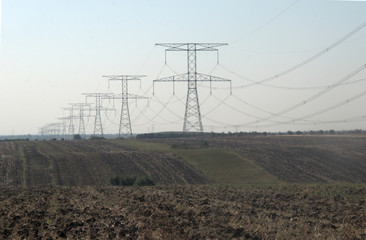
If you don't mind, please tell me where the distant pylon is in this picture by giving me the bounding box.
[58,117,68,139]
[69,103,91,138]
[103,75,147,137]
[62,107,75,138]
[154,43,232,132]
[82,93,114,137]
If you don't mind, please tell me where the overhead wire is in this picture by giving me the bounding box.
[217,64,366,90]
[230,0,302,44]
[202,94,232,117]
[243,64,366,126]
[276,88,366,126]
[214,20,366,90]
[207,85,366,129]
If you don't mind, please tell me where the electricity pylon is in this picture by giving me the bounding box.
[82,93,114,137]
[40,122,61,138]
[62,107,75,138]
[69,103,91,138]
[154,43,232,132]
[58,117,68,139]
[103,75,147,137]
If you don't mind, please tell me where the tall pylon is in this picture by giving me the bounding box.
[82,93,114,137]
[154,43,232,132]
[103,75,147,137]
[69,103,91,138]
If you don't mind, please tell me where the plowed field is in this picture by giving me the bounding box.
[0,140,208,187]
[0,185,364,239]
[144,135,366,183]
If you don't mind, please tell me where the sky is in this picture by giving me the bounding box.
[0,0,366,135]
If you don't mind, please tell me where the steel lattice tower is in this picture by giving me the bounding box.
[82,93,113,137]
[70,103,91,138]
[58,117,68,139]
[154,43,231,132]
[103,75,147,137]
[62,107,75,138]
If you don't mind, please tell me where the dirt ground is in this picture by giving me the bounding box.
[0,184,365,239]
[0,140,208,187]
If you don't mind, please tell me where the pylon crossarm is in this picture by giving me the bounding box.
[195,73,230,82]
[106,93,148,100]
[127,94,149,100]
[103,75,146,79]
[156,43,227,51]
[153,73,188,82]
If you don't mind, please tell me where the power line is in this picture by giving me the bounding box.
[216,21,366,89]
[231,0,302,44]
[243,64,366,126]
[216,63,366,90]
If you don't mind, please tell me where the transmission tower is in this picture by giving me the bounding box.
[41,122,61,138]
[103,75,147,137]
[57,117,68,139]
[154,43,232,132]
[82,93,114,137]
[69,103,91,138]
[62,107,75,138]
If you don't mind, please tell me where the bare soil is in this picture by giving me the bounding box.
[0,184,364,240]
[0,140,208,187]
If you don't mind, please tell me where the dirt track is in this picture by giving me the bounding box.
[0,185,365,240]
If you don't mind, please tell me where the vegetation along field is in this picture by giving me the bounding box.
[0,135,365,239]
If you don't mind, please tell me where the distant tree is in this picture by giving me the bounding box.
[73,134,82,140]
[133,177,155,186]
[110,176,155,187]
[89,135,105,140]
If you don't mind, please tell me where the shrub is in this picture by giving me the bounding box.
[134,177,155,186]
[121,176,137,186]
[110,176,121,186]
[89,135,105,140]
[73,134,82,140]
[110,176,155,187]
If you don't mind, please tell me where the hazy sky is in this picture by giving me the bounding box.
[1,0,366,135]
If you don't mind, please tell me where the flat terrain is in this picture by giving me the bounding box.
[0,184,365,239]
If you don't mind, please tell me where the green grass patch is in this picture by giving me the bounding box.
[108,139,171,152]
[109,139,280,185]
[174,148,281,185]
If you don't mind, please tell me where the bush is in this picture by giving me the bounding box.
[89,135,105,140]
[121,176,137,186]
[134,177,155,186]
[110,176,155,187]
[110,176,121,186]
[73,134,82,140]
